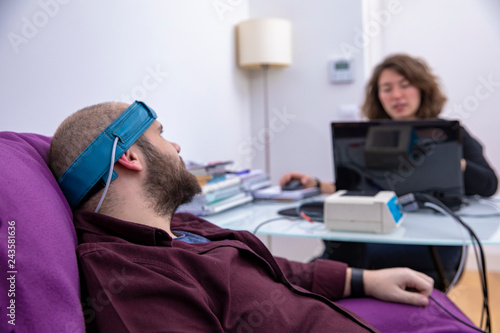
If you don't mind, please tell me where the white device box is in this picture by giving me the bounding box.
[324,190,404,233]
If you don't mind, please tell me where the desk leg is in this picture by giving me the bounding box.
[429,245,450,290]
[267,235,273,252]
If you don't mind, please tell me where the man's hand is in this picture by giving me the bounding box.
[363,268,434,306]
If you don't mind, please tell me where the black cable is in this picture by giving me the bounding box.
[412,192,491,332]
[429,295,488,333]
[400,193,489,330]
[423,198,489,331]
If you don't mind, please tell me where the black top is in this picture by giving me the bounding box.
[461,126,498,196]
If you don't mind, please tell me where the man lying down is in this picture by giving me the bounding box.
[48,101,480,332]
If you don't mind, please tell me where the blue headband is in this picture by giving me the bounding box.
[57,101,157,209]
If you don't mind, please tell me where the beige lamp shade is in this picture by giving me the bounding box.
[237,18,292,68]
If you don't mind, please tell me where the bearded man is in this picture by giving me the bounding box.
[49,101,461,333]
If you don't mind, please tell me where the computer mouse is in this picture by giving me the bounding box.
[281,179,304,191]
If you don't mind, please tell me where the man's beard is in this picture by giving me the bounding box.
[136,139,201,217]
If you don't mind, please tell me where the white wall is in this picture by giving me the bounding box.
[245,0,367,184]
[244,0,367,261]
[0,0,252,168]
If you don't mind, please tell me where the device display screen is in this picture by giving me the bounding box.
[371,130,400,147]
[335,62,349,70]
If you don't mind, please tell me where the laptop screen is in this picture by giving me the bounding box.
[331,120,464,209]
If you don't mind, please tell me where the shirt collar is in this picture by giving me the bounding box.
[73,210,169,246]
[73,211,235,245]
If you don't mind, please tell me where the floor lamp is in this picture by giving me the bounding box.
[236,18,292,176]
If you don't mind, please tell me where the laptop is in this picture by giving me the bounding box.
[331,120,464,210]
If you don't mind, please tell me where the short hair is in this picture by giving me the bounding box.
[361,54,447,120]
[49,102,130,211]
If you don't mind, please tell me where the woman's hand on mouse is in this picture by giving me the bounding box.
[280,172,336,194]
[280,172,316,188]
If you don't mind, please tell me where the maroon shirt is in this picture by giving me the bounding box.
[74,211,378,332]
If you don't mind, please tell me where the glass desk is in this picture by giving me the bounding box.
[205,196,500,246]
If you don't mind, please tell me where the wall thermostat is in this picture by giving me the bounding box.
[329,58,354,83]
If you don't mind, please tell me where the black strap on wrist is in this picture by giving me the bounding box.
[314,177,321,189]
[351,268,365,298]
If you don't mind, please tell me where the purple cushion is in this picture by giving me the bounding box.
[337,289,479,332]
[0,132,85,333]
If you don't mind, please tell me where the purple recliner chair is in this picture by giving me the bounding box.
[0,132,480,333]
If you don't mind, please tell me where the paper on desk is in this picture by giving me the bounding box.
[252,185,320,201]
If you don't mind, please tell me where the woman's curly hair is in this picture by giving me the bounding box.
[361,54,447,120]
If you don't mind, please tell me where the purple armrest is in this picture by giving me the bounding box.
[0,132,85,333]
[337,289,479,332]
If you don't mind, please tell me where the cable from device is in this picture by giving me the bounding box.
[423,202,468,294]
[252,203,321,234]
[399,195,468,293]
[429,295,488,333]
[419,195,490,332]
[457,197,500,218]
[252,216,301,234]
[95,136,119,213]
[399,192,491,332]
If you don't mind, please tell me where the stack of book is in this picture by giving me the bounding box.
[176,161,255,216]
[236,169,271,193]
[185,160,234,186]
